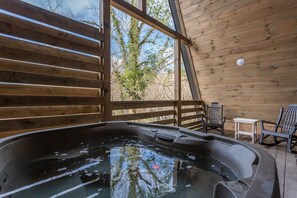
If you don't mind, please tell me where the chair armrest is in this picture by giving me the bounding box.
[289,124,297,136]
[261,120,276,125]
[222,117,226,124]
[261,120,277,132]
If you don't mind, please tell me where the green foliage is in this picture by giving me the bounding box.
[111,0,174,101]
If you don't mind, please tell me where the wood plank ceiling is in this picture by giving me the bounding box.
[179,0,297,129]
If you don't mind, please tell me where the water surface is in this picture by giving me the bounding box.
[0,137,237,198]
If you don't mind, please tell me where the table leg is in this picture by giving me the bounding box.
[237,122,240,139]
[234,121,236,139]
[254,122,257,143]
[252,123,254,144]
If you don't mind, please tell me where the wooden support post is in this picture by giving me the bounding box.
[102,0,112,121]
[169,0,201,100]
[174,39,181,126]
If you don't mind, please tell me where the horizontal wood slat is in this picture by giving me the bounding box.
[0,70,103,89]
[181,114,203,122]
[181,107,203,114]
[0,83,100,97]
[181,100,203,105]
[0,113,103,132]
[0,47,103,73]
[188,124,204,131]
[0,96,104,107]
[0,35,103,63]
[0,105,100,119]
[0,0,103,40]
[181,121,203,128]
[0,58,101,80]
[150,119,176,125]
[0,13,100,56]
[112,100,176,110]
[113,110,175,121]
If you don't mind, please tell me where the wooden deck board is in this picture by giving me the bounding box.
[212,130,297,198]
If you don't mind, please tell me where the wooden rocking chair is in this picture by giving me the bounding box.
[259,104,297,152]
[202,102,226,135]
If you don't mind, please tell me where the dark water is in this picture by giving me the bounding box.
[0,137,237,198]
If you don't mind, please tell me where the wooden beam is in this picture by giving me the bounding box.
[169,0,201,100]
[111,0,190,45]
[174,39,182,126]
[103,0,112,121]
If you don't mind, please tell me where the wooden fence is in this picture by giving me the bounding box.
[0,0,106,136]
[112,100,204,131]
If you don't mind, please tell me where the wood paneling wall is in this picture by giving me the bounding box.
[179,0,297,129]
[0,0,106,137]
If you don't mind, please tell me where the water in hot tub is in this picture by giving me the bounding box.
[0,137,237,198]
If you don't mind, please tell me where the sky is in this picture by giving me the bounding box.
[22,0,91,14]
[21,0,101,26]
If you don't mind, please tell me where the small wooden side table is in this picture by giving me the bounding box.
[233,118,258,143]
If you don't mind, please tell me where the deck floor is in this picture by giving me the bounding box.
[220,130,297,198]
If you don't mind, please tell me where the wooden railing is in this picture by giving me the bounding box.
[111,100,204,131]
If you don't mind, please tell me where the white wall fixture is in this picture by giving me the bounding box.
[236,58,245,66]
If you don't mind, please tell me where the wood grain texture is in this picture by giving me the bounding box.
[112,100,176,110]
[113,110,175,121]
[0,0,103,40]
[0,35,102,64]
[180,0,297,130]
[0,0,105,135]
[0,83,100,97]
[0,113,102,132]
[0,58,101,80]
[0,46,102,73]
[0,96,104,107]
[0,13,101,56]
[0,105,100,119]
[0,70,103,88]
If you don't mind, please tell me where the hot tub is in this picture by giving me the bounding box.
[0,122,279,198]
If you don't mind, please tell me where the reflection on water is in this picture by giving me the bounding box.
[111,146,175,197]
[0,137,237,198]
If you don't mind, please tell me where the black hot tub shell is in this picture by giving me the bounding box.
[0,122,279,198]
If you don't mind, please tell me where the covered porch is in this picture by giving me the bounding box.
[0,0,296,197]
